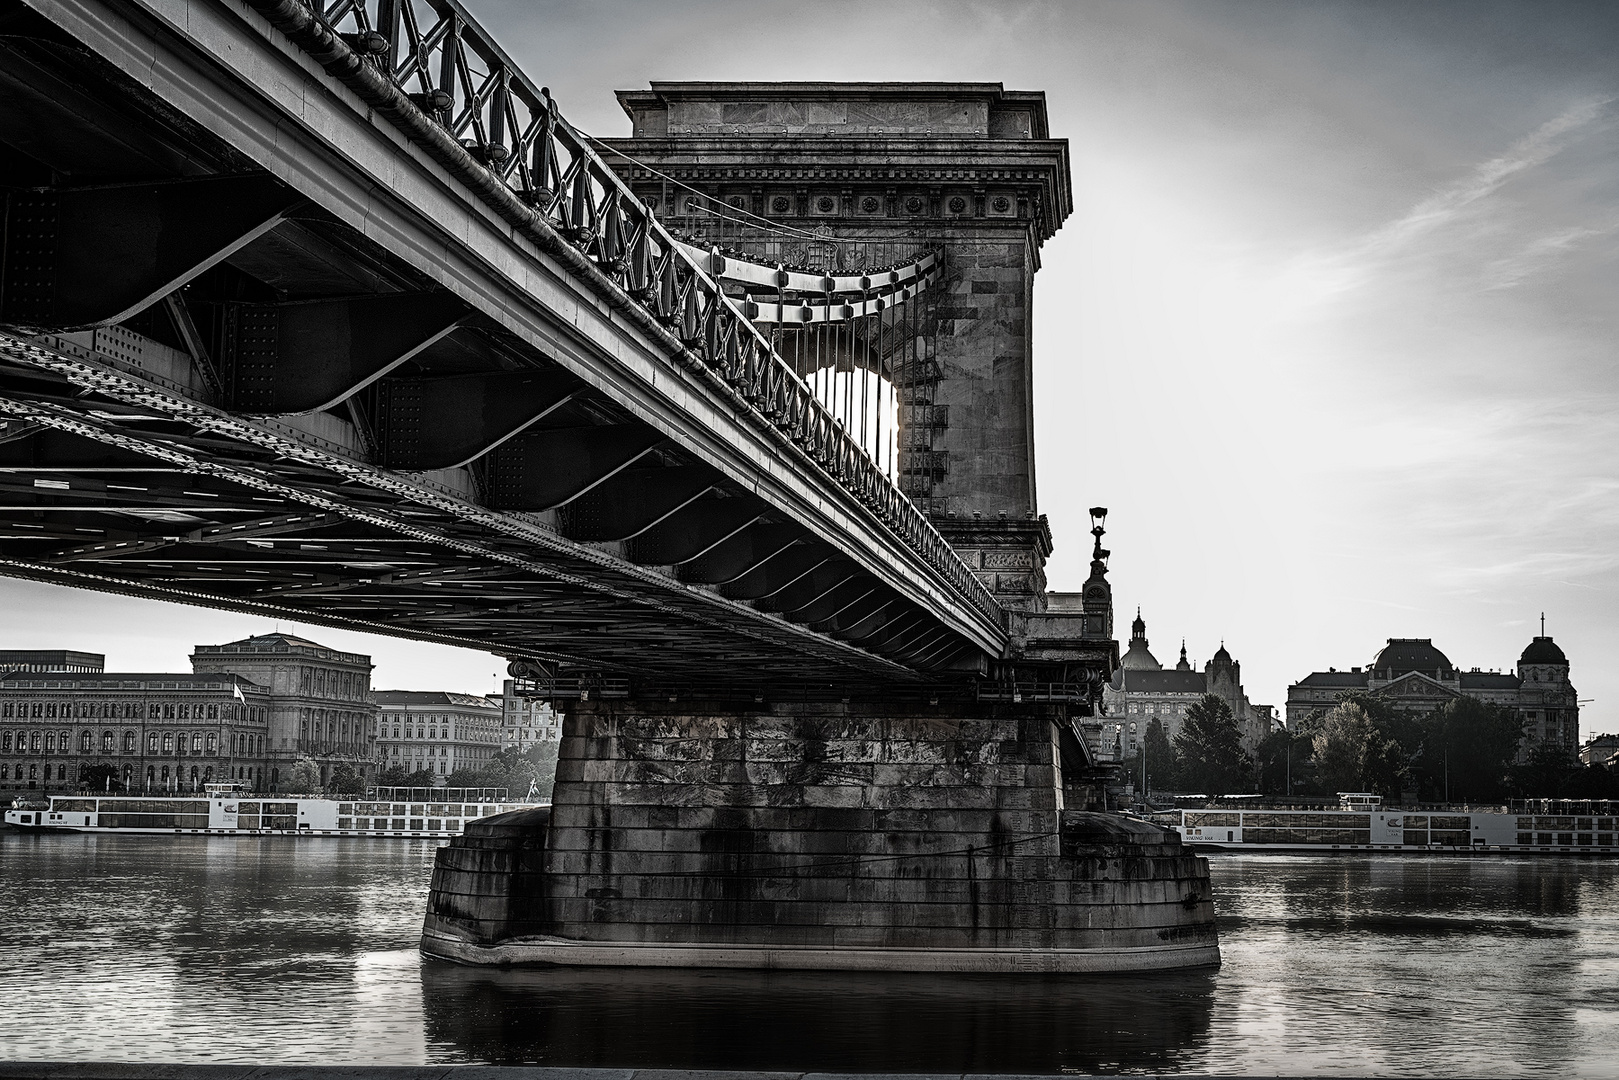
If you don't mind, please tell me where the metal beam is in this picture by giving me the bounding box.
[0,175,298,331]
[376,368,580,470]
[224,293,466,414]
[484,424,663,511]
[556,466,715,543]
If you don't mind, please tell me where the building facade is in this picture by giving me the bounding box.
[190,633,379,789]
[0,670,272,794]
[1100,610,1275,759]
[1286,635,1579,761]
[493,680,562,749]
[375,691,502,782]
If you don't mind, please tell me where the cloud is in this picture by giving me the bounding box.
[1482,220,1619,289]
[1285,96,1614,300]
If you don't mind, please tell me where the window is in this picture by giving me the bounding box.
[208,705,218,720]
[45,703,56,719]
[163,704,174,719]
[44,732,54,753]
[31,703,41,718]
[162,733,173,753]
[123,731,135,752]
[206,733,215,753]
[81,731,93,752]
[1,732,9,751]
[179,704,190,720]
[147,732,159,752]
[57,764,65,780]
[101,731,113,752]
[149,704,160,719]
[191,733,202,752]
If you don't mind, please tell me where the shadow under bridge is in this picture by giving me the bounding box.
[0,0,1005,693]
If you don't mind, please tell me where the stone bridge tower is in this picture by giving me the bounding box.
[602,82,1072,614]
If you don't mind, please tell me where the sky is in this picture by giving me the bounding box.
[3,1,1615,730]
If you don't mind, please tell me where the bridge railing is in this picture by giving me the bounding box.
[247,0,1001,630]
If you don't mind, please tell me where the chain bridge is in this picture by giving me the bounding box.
[0,0,1225,974]
[0,0,1115,703]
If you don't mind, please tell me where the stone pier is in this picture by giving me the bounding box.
[422,699,1218,972]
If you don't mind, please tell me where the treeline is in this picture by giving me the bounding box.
[1124,692,1607,802]
[283,741,560,798]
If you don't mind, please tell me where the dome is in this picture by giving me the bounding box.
[1212,643,1231,663]
[1371,638,1453,678]
[1519,636,1567,666]
[1120,639,1161,671]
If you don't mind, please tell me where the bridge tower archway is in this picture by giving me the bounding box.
[602,82,1073,614]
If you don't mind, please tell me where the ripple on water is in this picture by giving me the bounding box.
[3,835,1619,1074]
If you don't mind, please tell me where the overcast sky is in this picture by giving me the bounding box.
[4,1,1614,729]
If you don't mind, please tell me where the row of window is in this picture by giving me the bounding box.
[0,701,265,722]
[1,729,266,756]
[297,666,368,701]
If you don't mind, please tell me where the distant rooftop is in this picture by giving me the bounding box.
[0,650,104,673]
[192,633,371,668]
[374,690,500,710]
[0,671,261,689]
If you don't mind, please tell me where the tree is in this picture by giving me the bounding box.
[1256,727,1312,796]
[1310,701,1407,799]
[1512,741,1578,798]
[1175,694,1249,794]
[78,762,124,793]
[488,742,561,800]
[445,766,496,789]
[326,763,365,795]
[377,764,410,786]
[1410,698,1526,803]
[280,757,322,794]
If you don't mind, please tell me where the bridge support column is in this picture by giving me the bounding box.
[423,697,1218,972]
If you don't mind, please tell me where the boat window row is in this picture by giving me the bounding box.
[1516,816,1614,831]
[1242,828,1373,845]
[1517,832,1615,846]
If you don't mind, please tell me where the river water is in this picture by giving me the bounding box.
[2,832,1618,1075]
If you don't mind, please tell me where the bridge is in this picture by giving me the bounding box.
[0,0,1116,703]
[0,0,1222,975]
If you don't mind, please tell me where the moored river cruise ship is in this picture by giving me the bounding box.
[1150,794,1619,855]
[4,784,545,838]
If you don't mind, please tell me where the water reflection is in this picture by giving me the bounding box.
[421,963,1216,1072]
[7,833,1619,1075]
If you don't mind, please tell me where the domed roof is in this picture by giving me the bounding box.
[1519,636,1567,666]
[1120,639,1161,671]
[1371,638,1453,678]
[1212,642,1231,662]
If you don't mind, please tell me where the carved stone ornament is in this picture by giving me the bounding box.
[992,195,1011,212]
[905,196,923,212]
[861,196,880,212]
[948,196,967,213]
[772,196,791,212]
[816,195,836,212]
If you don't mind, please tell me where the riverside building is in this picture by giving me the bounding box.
[1100,610,1276,758]
[1286,633,1580,761]
[375,691,503,782]
[190,633,379,789]
[0,668,272,794]
[494,679,561,749]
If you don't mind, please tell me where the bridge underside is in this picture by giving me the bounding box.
[0,0,1003,695]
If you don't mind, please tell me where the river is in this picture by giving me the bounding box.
[2,831,1617,1075]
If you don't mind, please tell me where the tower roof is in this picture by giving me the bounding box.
[1519,636,1567,666]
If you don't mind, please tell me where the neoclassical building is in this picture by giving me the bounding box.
[1285,635,1579,760]
[375,690,502,782]
[191,633,379,788]
[1100,610,1274,759]
[0,651,274,794]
